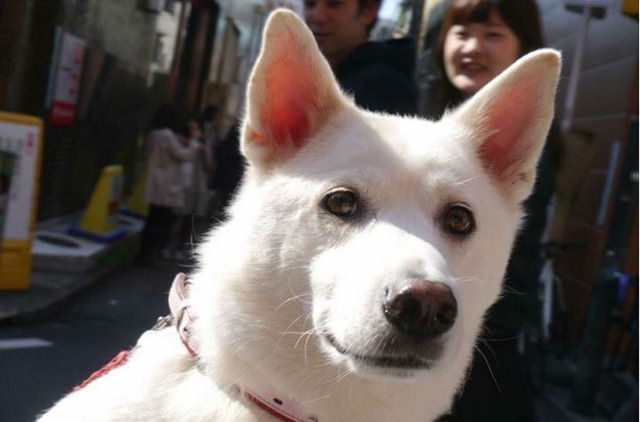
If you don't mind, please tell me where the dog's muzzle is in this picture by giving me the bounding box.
[322,278,457,371]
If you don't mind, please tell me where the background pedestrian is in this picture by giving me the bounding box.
[138,104,201,265]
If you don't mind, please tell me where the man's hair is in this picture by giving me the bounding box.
[359,0,381,34]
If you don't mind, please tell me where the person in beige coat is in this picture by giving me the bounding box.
[138,104,201,264]
[164,115,213,260]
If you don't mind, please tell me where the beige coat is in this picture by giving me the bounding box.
[175,136,213,216]
[143,128,200,209]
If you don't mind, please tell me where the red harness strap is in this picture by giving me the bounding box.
[74,350,130,391]
[240,387,319,422]
[168,272,198,356]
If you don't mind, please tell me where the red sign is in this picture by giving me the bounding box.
[49,30,86,126]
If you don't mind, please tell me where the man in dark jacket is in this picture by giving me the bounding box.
[304,0,417,115]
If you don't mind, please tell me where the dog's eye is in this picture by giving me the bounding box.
[443,205,475,236]
[323,188,358,217]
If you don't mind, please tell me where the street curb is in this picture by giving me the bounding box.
[0,270,111,325]
[0,236,139,325]
[0,267,113,325]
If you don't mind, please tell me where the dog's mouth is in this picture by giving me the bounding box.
[322,332,435,370]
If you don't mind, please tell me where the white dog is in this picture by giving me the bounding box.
[39,9,560,422]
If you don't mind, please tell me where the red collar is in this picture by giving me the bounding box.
[168,273,319,422]
[168,273,198,356]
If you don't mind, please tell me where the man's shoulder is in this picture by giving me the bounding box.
[343,61,405,84]
[339,40,414,71]
[334,40,417,115]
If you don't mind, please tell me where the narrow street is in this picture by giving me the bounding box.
[0,1,636,420]
[0,262,188,422]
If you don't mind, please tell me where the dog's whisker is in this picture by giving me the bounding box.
[500,285,525,295]
[474,343,502,393]
[275,293,312,313]
[294,327,316,350]
[334,367,352,385]
[480,333,523,343]
[453,275,485,286]
[301,393,332,406]
[278,274,313,313]
[274,316,304,352]
[325,368,346,387]
[302,312,315,327]
[454,174,481,186]
[313,359,339,370]
[303,328,315,367]
[283,315,304,333]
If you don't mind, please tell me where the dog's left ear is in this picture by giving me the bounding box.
[241,9,346,169]
[451,49,561,202]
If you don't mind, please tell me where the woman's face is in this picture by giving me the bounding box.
[443,8,522,97]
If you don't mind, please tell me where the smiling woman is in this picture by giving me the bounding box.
[433,0,544,113]
[442,8,521,97]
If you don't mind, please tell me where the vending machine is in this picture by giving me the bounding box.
[0,112,43,290]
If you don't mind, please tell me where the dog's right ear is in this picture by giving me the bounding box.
[450,49,561,203]
[241,9,345,169]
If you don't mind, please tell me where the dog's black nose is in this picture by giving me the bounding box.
[383,280,457,340]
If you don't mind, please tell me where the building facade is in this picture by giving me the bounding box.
[0,0,239,221]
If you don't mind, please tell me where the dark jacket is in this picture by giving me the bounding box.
[212,123,245,210]
[487,122,562,337]
[334,39,418,116]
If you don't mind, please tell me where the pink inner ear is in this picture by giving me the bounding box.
[478,85,533,176]
[261,36,318,149]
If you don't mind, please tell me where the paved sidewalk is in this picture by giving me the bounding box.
[0,215,146,323]
[0,234,139,323]
[0,213,215,324]
[0,268,113,323]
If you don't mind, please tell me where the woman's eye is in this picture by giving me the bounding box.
[450,25,469,39]
[455,30,469,39]
[443,205,475,237]
[323,189,358,218]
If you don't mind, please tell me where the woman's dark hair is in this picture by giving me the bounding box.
[186,114,204,129]
[433,0,545,115]
[202,104,220,121]
[180,114,204,140]
[150,103,179,131]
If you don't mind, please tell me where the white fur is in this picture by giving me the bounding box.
[39,10,560,422]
